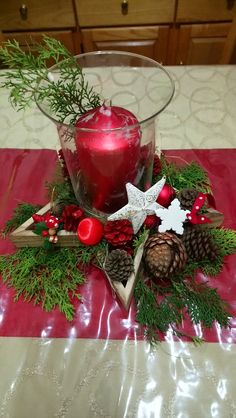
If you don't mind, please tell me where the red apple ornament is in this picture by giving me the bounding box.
[77,217,104,245]
[157,184,176,207]
[75,103,141,214]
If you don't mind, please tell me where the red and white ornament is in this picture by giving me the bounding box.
[186,193,212,225]
[45,215,59,229]
[49,235,58,244]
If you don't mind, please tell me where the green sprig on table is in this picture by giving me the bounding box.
[134,244,234,347]
[0,247,86,320]
[0,36,101,124]
[2,202,41,236]
[0,240,107,321]
[155,156,211,193]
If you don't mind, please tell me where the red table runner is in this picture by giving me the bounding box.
[1,148,236,342]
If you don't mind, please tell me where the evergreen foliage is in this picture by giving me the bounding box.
[0,247,86,320]
[0,36,101,124]
[2,202,41,235]
[156,156,211,193]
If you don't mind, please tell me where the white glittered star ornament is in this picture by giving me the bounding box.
[108,177,166,234]
[155,198,190,235]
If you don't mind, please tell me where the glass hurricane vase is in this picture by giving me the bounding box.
[35,51,174,219]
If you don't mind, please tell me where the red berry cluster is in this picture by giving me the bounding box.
[61,205,84,232]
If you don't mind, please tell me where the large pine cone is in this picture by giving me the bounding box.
[178,188,199,210]
[143,232,187,280]
[104,249,134,282]
[182,225,218,261]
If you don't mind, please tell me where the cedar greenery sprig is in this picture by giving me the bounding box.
[133,228,149,255]
[0,36,101,124]
[45,178,78,206]
[134,274,231,347]
[210,228,236,257]
[0,239,108,320]
[2,202,41,235]
[0,247,86,320]
[156,154,211,193]
[134,226,236,346]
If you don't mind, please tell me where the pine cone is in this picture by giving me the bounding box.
[182,225,218,261]
[143,232,187,280]
[178,188,199,210]
[105,249,134,282]
[104,220,134,246]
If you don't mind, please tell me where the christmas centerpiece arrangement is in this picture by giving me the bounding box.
[1,37,236,345]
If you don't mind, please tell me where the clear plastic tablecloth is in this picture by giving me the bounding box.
[1,66,236,418]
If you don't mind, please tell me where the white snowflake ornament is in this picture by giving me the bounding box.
[108,177,166,234]
[155,198,190,235]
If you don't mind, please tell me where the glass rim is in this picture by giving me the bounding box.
[35,50,175,132]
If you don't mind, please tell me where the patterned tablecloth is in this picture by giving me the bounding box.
[0,66,236,418]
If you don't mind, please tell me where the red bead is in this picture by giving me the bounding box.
[77,218,103,246]
[157,184,176,207]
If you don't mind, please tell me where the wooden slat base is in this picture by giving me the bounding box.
[10,203,79,247]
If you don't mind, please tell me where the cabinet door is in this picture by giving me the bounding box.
[176,23,231,65]
[4,31,80,56]
[82,26,169,64]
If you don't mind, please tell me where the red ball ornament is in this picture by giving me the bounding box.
[77,217,103,246]
[143,214,159,229]
[157,184,176,207]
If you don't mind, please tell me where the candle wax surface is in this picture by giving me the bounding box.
[75,105,141,214]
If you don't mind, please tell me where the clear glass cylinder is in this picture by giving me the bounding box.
[35,51,174,218]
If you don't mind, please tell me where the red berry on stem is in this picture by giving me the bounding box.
[77,218,103,245]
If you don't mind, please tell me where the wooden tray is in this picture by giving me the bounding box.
[10,202,147,310]
[10,203,79,247]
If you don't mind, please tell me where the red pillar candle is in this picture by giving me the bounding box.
[75,104,141,214]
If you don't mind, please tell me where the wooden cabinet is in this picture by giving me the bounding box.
[76,0,174,64]
[0,0,75,31]
[176,0,235,23]
[82,26,170,63]
[174,22,232,65]
[0,0,79,55]
[0,0,236,64]
[173,0,236,64]
[75,0,175,27]
[76,0,236,65]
